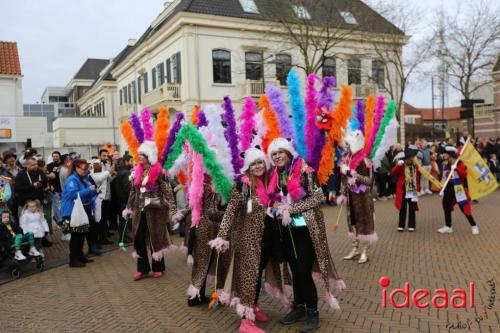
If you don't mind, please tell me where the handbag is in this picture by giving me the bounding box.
[70,193,89,227]
[291,214,307,228]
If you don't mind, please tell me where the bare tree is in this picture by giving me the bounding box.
[434,0,500,100]
[264,0,355,74]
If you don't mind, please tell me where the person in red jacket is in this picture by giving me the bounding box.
[437,146,479,235]
[391,146,420,232]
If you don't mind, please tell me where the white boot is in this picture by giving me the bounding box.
[343,241,360,260]
[29,246,41,257]
[471,226,479,235]
[437,226,453,234]
[358,244,369,264]
[14,250,26,260]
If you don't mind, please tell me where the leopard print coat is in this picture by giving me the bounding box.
[127,175,177,257]
[340,159,377,244]
[273,160,345,307]
[217,181,286,316]
[189,185,229,295]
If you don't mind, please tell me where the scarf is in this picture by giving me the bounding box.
[134,163,162,190]
[443,164,468,205]
[268,158,308,204]
[242,175,270,207]
[404,164,418,201]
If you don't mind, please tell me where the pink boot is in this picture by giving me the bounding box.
[253,304,268,322]
[239,319,266,333]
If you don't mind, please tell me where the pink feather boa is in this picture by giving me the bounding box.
[133,163,162,190]
[242,175,270,206]
[349,150,366,171]
[141,108,154,141]
[268,158,310,203]
[189,153,204,227]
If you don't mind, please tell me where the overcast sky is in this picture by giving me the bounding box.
[0,0,485,107]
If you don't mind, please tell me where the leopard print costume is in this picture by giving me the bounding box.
[188,184,229,297]
[271,159,346,308]
[340,159,377,243]
[126,173,177,258]
[216,181,287,320]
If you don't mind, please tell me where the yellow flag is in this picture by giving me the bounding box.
[460,141,499,200]
[413,158,442,190]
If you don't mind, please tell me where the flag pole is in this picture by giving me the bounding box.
[439,136,470,196]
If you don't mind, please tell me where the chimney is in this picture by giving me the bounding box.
[128,39,137,46]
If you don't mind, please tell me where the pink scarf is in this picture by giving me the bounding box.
[242,175,270,207]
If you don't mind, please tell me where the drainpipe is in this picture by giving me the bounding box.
[110,87,117,145]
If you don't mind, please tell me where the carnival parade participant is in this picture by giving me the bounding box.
[338,130,377,264]
[267,138,344,333]
[122,140,183,280]
[391,145,420,232]
[210,147,287,333]
[186,174,229,307]
[437,146,479,235]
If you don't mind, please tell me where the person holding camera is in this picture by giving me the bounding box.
[14,158,48,219]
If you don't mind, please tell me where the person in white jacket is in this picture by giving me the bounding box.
[89,160,111,251]
[20,199,49,258]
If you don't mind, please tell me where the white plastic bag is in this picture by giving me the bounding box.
[70,193,89,227]
[94,198,102,223]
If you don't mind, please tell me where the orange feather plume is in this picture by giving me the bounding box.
[177,170,187,186]
[259,95,282,153]
[191,105,200,125]
[317,85,353,184]
[364,95,375,145]
[154,106,171,160]
[120,121,140,163]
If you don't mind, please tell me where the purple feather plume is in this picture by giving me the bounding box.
[310,130,326,171]
[130,113,144,144]
[197,110,208,128]
[222,96,242,176]
[317,76,336,111]
[162,112,184,164]
[141,108,154,141]
[265,85,294,140]
[356,100,365,135]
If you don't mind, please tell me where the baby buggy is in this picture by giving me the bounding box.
[0,241,44,279]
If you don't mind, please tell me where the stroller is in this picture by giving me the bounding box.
[0,211,44,279]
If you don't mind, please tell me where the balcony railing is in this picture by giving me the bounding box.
[350,84,378,99]
[142,83,181,107]
[245,80,282,97]
[119,104,136,119]
[474,104,494,117]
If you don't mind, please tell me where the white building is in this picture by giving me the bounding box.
[77,0,406,151]
[0,41,53,152]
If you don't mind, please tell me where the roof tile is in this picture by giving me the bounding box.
[0,41,22,75]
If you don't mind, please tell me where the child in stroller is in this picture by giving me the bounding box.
[0,210,43,278]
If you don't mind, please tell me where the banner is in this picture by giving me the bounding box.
[460,141,498,200]
[414,158,442,190]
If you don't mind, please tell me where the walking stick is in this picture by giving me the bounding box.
[208,252,221,310]
[118,219,130,252]
[333,203,343,232]
[288,225,298,260]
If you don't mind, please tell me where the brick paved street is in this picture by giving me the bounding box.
[1,192,499,333]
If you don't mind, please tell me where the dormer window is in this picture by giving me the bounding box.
[340,11,358,25]
[239,0,259,13]
[292,5,311,20]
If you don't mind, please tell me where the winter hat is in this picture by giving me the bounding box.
[137,141,158,165]
[444,145,458,158]
[268,137,298,164]
[344,129,365,155]
[241,147,269,173]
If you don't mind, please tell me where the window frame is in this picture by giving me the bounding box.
[275,53,292,86]
[372,60,385,89]
[347,58,362,85]
[212,49,232,84]
[245,51,263,81]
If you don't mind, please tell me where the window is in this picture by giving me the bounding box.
[239,0,259,13]
[119,89,123,105]
[143,72,148,93]
[340,11,358,25]
[275,54,292,86]
[372,60,385,89]
[172,52,181,84]
[292,5,311,20]
[245,52,263,81]
[152,67,157,89]
[127,85,132,104]
[131,82,137,104]
[123,87,128,104]
[347,59,361,85]
[212,49,232,84]
[137,77,142,104]
[322,57,336,80]
[156,63,165,86]
[166,59,172,83]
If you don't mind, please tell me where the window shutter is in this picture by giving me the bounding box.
[175,52,182,84]
[166,59,171,83]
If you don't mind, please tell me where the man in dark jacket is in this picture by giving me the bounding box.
[112,155,133,243]
[14,158,47,215]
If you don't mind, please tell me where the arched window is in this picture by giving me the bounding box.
[212,49,232,84]
[275,54,292,86]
